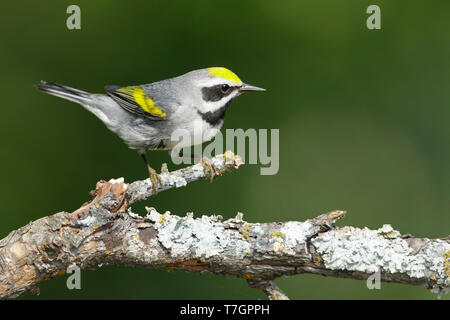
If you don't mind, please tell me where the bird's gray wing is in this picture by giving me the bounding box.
[104,85,168,120]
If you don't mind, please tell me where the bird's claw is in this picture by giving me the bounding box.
[201,157,218,182]
[148,167,163,194]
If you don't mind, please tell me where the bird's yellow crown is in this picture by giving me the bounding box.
[207,67,242,85]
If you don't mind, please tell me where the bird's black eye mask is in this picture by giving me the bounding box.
[201,84,238,102]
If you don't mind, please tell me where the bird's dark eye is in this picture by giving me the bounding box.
[221,84,230,93]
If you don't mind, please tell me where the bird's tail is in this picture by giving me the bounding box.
[36,81,93,105]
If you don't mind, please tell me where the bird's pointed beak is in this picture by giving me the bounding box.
[239,83,266,92]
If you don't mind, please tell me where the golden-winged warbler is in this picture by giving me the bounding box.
[37,67,265,191]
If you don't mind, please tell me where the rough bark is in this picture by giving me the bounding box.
[0,152,448,299]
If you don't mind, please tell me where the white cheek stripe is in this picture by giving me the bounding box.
[196,78,239,88]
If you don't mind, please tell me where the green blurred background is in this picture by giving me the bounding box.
[1,0,449,299]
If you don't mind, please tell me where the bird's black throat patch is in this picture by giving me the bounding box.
[197,100,232,126]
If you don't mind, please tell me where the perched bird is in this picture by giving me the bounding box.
[36,67,265,191]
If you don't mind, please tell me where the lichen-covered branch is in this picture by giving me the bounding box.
[0,151,449,299]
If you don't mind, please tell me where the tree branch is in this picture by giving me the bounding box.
[0,151,448,299]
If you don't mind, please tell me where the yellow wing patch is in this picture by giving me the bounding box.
[207,67,242,85]
[117,86,167,117]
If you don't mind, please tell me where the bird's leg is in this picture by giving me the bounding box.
[200,156,218,182]
[140,152,163,194]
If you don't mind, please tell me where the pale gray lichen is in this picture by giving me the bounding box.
[234,212,244,223]
[123,229,147,256]
[146,209,251,259]
[312,224,450,289]
[280,221,315,255]
[78,216,96,227]
[191,163,206,178]
[250,224,264,237]
[161,173,187,188]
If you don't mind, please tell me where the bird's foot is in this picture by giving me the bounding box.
[148,167,163,194]
[200,157,218,182]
